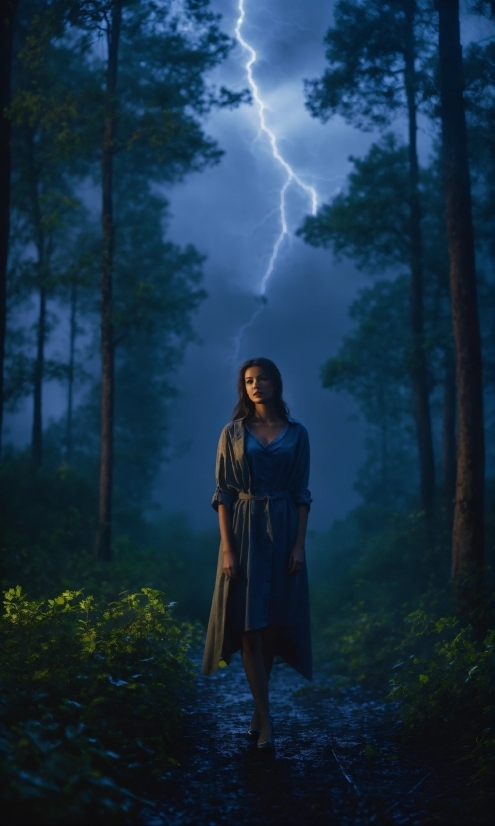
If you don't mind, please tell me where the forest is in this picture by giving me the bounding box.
[0,0,493,823]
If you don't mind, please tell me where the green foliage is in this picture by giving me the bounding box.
[0,455,97,596]
[299,134,411,269]
[309,502,495,787]
[304,0,436,129]
[320,276,415,508]
[0,585,193,824]
[6,0,248,493]
[309,505,448,677]
[54,182,208,505]
[389,617,494,785]
[464,40,495,252]
[6,2,96,420]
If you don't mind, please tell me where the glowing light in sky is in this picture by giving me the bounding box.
[232,0,318,361]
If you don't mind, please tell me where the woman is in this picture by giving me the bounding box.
[202,357,312,750]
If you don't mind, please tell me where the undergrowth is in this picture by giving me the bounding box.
[309,503,495,791]
[0,585,194,824]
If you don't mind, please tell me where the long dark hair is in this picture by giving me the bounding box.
[232,357,290,421]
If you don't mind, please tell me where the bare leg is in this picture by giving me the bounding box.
[242,630,273,743]
[261,625,279,680]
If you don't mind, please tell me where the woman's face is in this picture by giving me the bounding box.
[244,366,274,405]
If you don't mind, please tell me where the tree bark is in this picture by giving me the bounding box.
[378,384,389,509]
[28,131,46,469]
[66,283,77,464]
[404,0,436,518]
[0,0,18,454]
[96,0,122,561]
[31,281,46,468]
[438,0,485,607]
[442,347,456,509]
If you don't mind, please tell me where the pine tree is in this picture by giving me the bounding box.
[305,0,437,517]
[70,0,244,559]
[0,0,19,453]
[9,6,92,467]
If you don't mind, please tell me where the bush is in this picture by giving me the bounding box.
[0,585,194,824]
[389,613,495,785]
[309,503,495,788]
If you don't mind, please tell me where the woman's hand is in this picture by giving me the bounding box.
[218,504,239,580]
[222,548,239,580]
[288,544,305,575]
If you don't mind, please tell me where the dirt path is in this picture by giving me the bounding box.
[142,655,491,826]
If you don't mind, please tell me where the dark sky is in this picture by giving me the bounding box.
[155,0,375,530]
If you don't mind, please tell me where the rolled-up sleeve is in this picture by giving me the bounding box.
[292,426,312,510]
[211,486,236,511]
[211,426,238,511]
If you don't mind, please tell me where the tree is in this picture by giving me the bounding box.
[438,0,485,607]
[321,277,416,510]
[9,8,92,467]
[299,136,456,508]
[305,0,437,517]
[97,0,121,560]
[0,0,19,453]
[59,184,206,515]
[71,0,244,559]
[463,39,495,467]
[59,232,96,465]
[110,182,206,505]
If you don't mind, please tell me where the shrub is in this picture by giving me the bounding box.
[389,613,495,785]
[0,586,194,824]
[309,503,495,789]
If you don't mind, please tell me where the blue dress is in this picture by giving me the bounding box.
[202,417,312,680]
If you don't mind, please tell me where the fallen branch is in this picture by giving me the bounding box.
[331,749,361,797]
[383,772,431,815]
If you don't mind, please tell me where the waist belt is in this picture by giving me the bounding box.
[237,491,292,541]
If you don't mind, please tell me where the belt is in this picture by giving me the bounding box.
[237,491,291,541]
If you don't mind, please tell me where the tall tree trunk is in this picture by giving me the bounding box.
[31,279,46,467]
[96,0,122,561]
[438,0,485,608]
[66,283,77,464]
[404,0,436,518]
[442,347,456,510]
[28,131,46,469]
[378,384,389,509]
[0,0,18,454]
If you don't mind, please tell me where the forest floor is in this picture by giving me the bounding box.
[140,655,493,826]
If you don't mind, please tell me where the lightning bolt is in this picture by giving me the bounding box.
[231,0,318,362]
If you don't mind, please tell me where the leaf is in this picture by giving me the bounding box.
[108,676,128,687]
[16,770,60,793]
[65,723,85,739]
[419,674,429,684]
